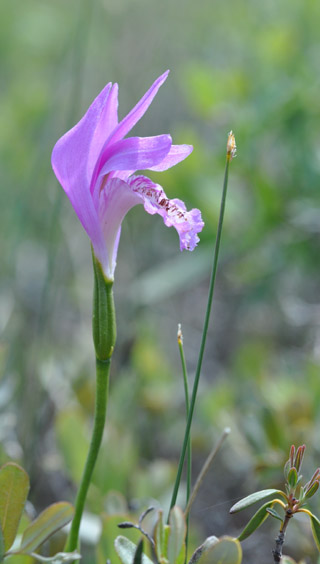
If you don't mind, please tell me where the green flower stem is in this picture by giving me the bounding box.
[65,254,116,552]
[168,143,233,518]
[64,357,111,552]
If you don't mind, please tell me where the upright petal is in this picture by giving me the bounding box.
[52,83,117,196]
[87,83,119,177]
[107,70,170,145]
[51,82,120,269]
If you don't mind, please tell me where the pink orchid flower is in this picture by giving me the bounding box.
[51,71,204,280]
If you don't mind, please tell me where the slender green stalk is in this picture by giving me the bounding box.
[168,133,236,517]
[177,325,191,557]
[64,357,111,552]
[65,255,116,553]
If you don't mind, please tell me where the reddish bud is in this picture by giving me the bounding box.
[294,445,306,473]
[290,445,295,467]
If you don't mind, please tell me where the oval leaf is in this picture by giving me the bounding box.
[309,513,320,552]
[197,536,242,564]
[304,482,319,500]
[230,489,284,513]
[188,536,218,564]
[114,536,153,564]
[0,462,29,551]
[237,501,274,541]
[167,506,186,564]
[287,468,298,489]
[20,502,74,553]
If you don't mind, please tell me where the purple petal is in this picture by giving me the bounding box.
[128,175,204,251]
[149,144,193,171]
[91,135,172,197]
[108,71,170,145]
[52,83,118,191]
[99,177,142,277]
[112,144,193,182]
[87,83,119,177]
[51,83,120,272]
[61,182,109,275]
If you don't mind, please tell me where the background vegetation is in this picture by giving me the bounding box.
[1,0,320,562]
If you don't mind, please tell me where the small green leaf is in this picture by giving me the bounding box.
[114,536,153,564]
[304,482,320,500]
[133,539,144,564]
[230,489,285,513]
[287,468,298,489]
[154,510,167,563]
[0,462,30,551]
[266,507,283,522]
[20,502,74,553]
[167,506,186,564]
[283,460,290,480]
[196,536,242,564]
[188,536,218,564]
[309,513,320,552]
[237,501,275,541]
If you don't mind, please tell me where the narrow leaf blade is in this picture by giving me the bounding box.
[237,501,274,541]
[309,513,320,552]
[133,539,144,564]
[0,462,30,551]
[154,510,166,562]
[230,489,284,513]
[20,502,74,553]
[266,507,283,522]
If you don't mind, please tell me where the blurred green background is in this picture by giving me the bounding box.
[1,0,320,562]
